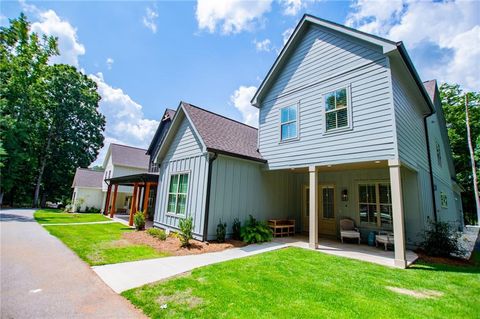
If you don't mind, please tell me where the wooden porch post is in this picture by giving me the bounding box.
[129,183,139,226]
[143,182,151,218]
[103,184,112,215]
[389,159,407,268]
[109,184,119,218]
[309,165,318,249]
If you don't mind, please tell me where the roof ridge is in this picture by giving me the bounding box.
[110,143,147,152]
[182,101,258,131]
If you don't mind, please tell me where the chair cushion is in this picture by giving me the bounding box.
[341,230,360,238]
[376,235,394,244]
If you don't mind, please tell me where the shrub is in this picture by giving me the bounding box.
[147,228,167,240]
[240,215,273,244]
[232,218,241,240]
[134,211,146,231]
[421,220,464,257]
[216,220,227,243]
[179,217,193,247]
[84,206,101,214]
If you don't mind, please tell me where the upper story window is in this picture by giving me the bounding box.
[167,173,189,215]
[324,87,350,132]
[280,105,298,141]
[436,142,442,167]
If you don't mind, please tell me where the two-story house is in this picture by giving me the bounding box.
[151,15,462,268]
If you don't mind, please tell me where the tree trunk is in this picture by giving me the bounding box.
[465,94,480,225]
[33,135,52,208]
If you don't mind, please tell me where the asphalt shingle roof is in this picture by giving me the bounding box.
[110,144,149,169]
[71,168,104,188]
[182,102,264,162]
[423,79,437,103]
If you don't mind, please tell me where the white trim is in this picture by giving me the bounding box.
[165,170,191,216]
[322,85,352,134]
[279,103,300,142]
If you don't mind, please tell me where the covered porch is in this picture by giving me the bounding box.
[277,159,420,269]
[104,173,159,227]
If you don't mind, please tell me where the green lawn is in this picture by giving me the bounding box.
[34,209,110,224]
[43,222,169,265]
[123,247,480,319]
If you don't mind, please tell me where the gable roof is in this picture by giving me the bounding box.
[71,168,104,188]
[157,102,265,163]
[103,143,149,169]
[182,102,264,162]
[146,108,176,155]
[251,14,434,115]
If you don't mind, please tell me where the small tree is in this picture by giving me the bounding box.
[421,220,464,258]
[232,218,241,240]
[134,211,146,231]
[216,219,227,243]
[179,217,193,247]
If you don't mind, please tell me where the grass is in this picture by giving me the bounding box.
[34,208,110,224]
[43,222,169,265]
[123,247,480,319]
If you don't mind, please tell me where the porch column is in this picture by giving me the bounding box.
[109,184,119,218]
[103,184,112,215]
[143,182,151,218]
[389,160,407,268]
[309,165,318,249]
[129,183,139,226]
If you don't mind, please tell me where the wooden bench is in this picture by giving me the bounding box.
[268,219,295,237]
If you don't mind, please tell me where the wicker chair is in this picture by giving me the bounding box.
[340,218,361,244]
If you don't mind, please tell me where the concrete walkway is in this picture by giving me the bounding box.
[1,209,146,319]
[93,241,287,293]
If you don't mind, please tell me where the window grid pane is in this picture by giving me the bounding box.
[167,173,189,214]
[325,88,349,131]
[280,106,297,141]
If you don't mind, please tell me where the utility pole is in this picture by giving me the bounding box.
[465,93,480,225]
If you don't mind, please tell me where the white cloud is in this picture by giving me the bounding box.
[142,6,159,33]
[281,0,304,16]
[346,0,480,91]
[90,73,159,164]
[231,85,258,127]
[253,38,272,52]
[196,0,272,34]
[282,27,294,45]
[29,8,86,67]
[106,57,114,70]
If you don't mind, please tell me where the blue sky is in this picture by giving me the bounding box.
[1,0,479,165]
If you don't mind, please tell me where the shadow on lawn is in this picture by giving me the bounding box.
[409,260,480,274]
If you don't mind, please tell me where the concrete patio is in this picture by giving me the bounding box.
[274,236,418,268]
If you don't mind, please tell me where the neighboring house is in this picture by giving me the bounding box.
[102,109,175,225]
[71,168,104,212]
[152,14,463,268]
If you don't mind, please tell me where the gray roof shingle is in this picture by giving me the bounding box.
[182,102,264,162]
[71,168,104,188]
[110,144,149,169]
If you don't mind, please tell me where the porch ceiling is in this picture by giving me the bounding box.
[285,160,389,173]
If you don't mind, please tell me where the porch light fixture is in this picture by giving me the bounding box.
[341,189,348,201]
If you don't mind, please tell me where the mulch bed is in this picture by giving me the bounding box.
[122,231,246,256]
[415,251,474,267]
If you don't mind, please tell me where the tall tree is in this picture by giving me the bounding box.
[33,64,105,205]
[439,83,480,224]
[0,13,58,205]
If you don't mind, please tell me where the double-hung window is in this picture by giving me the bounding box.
[358,182,392,227]
[167,173,189,215]
[324,87,350,131]
[280,105,298,141]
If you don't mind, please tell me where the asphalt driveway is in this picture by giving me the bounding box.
[0,209,145,319]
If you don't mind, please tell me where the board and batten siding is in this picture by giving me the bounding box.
[206,155,294,240]
[154,117,209,239]
[258,24,396,169]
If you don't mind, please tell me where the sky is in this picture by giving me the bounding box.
[1,0,479,166]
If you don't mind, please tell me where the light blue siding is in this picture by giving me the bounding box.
[206,155,294,240]
[154,117,208,239]
[258,25,396,169]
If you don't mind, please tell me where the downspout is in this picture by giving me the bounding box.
[424,114,438,222]
[203,152,218,241]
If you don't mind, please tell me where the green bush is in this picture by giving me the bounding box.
[216,220,227,243]
[134,211,146,231]
[421,220,464,257]
[232,217,241,240]
[179,217,193,247]
[240,215,273,244]
[147,228,167,240]
[84,206,101,214]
